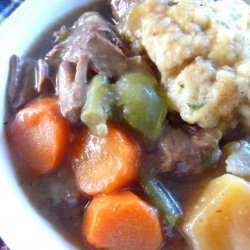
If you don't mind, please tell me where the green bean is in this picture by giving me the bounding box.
[140,175,183,229]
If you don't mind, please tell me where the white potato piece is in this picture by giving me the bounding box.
[224,140,250,177]
[182,174,250,250]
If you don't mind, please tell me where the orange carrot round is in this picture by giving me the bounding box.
[83,191,164,250]
[71,125,140,196]
[7,97,70,177]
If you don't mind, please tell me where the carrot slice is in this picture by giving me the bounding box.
[83,191,164,250]
[71,125,140,196]
[7,97,70,176]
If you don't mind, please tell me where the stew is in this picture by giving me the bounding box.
[5,0,250,249]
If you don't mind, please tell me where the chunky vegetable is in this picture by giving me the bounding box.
[80,75,114,136]
[182,174,250,250]
[81,72,167,140]
[83,191,164,250]
[140,175,183,229]
[7,97,70,176]
[116,72,167,140]
[224,138,250,176]
[71,125,139,196]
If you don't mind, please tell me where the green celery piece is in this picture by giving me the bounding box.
[115,72,168,140]
[80,75,114,136]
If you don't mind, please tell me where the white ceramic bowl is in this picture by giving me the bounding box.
[0,1,92,249]
[1,1,250,250]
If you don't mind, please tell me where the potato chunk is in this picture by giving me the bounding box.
[182,174,250,250]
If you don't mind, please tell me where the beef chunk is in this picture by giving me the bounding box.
[87,32,126,77]
[111,0,141,19]
[46,12,127,78]
[7,55,54,113]
[36,59,55,93]
[150,123,222,176]
[51,12,130,123]
[57,54,88,124]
